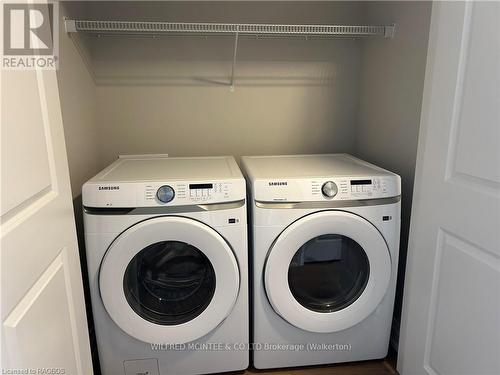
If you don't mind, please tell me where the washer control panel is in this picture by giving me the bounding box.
[83,179,245,208]
[254,175,400,202]
[144,181,235,205]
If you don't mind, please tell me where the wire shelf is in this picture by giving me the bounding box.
[65,19,396,39]
[65,19,395,90]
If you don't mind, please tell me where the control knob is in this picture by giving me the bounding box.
[156,185,175,203]
[321,181,338,198]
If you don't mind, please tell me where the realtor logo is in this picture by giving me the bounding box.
[2,1,58,69]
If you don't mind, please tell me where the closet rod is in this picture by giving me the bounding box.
[64,20,396,39]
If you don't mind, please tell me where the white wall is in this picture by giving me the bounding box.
[356,1,432,347]
[57,5,103,369]
[57,2,101,198]
[82,1,365,165]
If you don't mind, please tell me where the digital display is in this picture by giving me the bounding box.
[350,180,372,185]
[189,183,213,190]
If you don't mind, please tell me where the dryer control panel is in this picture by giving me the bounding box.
[83,179,245,208]
[253,175,400,203]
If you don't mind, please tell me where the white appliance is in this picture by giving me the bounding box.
[83,155,248,375]
[242,154,401,369]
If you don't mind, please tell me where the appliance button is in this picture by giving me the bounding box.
[156,185,175,203]
[321,181,338,198]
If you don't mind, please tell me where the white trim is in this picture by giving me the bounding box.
[99,216,240,344]
[265,211,391,333]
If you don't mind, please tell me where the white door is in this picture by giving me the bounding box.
[99,216,240,344]
[265,210,391,333]
[1,53,93,374]
[398,2,500,375]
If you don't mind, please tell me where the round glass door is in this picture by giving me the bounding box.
[124,241,216,325]
[265,210,391,333]
[99,216,240,344]
[288,234,369,313]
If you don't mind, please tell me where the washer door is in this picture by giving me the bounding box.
[265,211,391,333]
[99,216,240,344]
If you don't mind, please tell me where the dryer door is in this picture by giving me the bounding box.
[99,216,240,344]
[265,210,391,333]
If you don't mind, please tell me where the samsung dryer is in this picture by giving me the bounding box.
[83,155,248,375]
[242,154,400,369]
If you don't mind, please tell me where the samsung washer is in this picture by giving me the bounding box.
[242,153,401,369]
[83,155,248,375]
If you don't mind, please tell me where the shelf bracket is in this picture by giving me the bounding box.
[64,18,77,33]
[230,28,239,91]
[384,24,396,39]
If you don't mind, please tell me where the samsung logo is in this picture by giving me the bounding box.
[269,181,288,186]
[98,186,120,191]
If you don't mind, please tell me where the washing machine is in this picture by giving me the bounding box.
[242,154,401,369]
[83,155,248,375]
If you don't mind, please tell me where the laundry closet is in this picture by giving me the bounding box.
[4,1,499,374]
[56,0,431,371]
